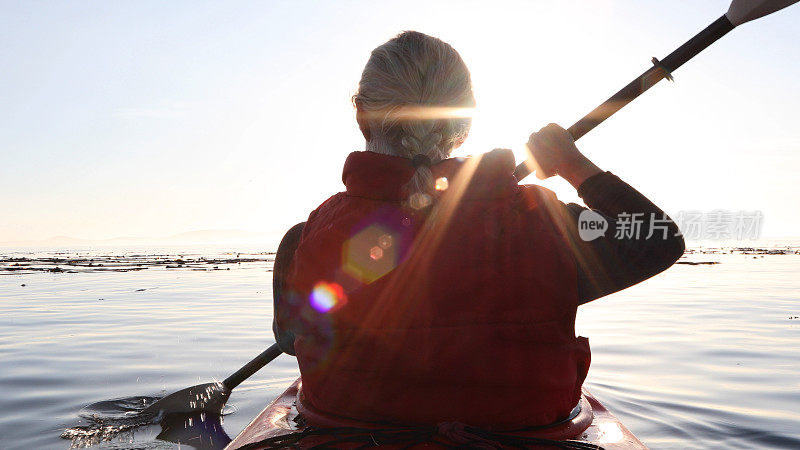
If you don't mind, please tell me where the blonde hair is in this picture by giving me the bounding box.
[353,31,475,207]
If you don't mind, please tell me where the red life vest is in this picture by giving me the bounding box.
[281,149,590,429]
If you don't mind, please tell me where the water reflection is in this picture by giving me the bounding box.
[2,246,799,449]
[157,412,231,449]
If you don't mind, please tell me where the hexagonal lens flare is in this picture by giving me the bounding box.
[342,224,400,284]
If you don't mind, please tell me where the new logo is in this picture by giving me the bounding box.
[578,210,608,241]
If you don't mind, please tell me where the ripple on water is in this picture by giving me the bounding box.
[61,394,237,448]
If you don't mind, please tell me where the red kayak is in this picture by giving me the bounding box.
[225,379,646,449]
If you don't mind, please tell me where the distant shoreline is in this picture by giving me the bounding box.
[2,245,797,276]
[0,229,283,249]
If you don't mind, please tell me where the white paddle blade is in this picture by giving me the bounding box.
[726,0,800,26]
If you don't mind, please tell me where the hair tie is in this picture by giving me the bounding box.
[411,154,432,169]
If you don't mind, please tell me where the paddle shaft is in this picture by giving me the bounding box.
[514,15,735,180]
[223,343,283,390]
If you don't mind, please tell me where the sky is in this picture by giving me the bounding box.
[1,0,799,246]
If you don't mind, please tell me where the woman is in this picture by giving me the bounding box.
[273,31,684,429]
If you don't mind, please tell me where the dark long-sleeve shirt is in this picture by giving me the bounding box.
[568,171,685,303]
[273,171,684,353]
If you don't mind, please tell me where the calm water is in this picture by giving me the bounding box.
[0,245,798,449]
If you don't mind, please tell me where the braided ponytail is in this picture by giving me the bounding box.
[354,31,475,209]
[399,119,444,208]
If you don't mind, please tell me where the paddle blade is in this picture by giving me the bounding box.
[726,0,799,26]
[141,382,230,416]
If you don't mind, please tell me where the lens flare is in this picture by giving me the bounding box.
[369,246,384,260]
[435,177,449,191]
[359,105,475,123]
[343,224,400,284]
[310,282,347,313]
[378,234,393,249]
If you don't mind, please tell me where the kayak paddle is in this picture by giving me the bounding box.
[142,343,283,416]
[515,0,800,180]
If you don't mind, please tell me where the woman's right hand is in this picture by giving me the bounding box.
[527,123,602,188]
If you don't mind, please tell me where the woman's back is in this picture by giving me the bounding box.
[272,30,683,431]
[279,149,590,428]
